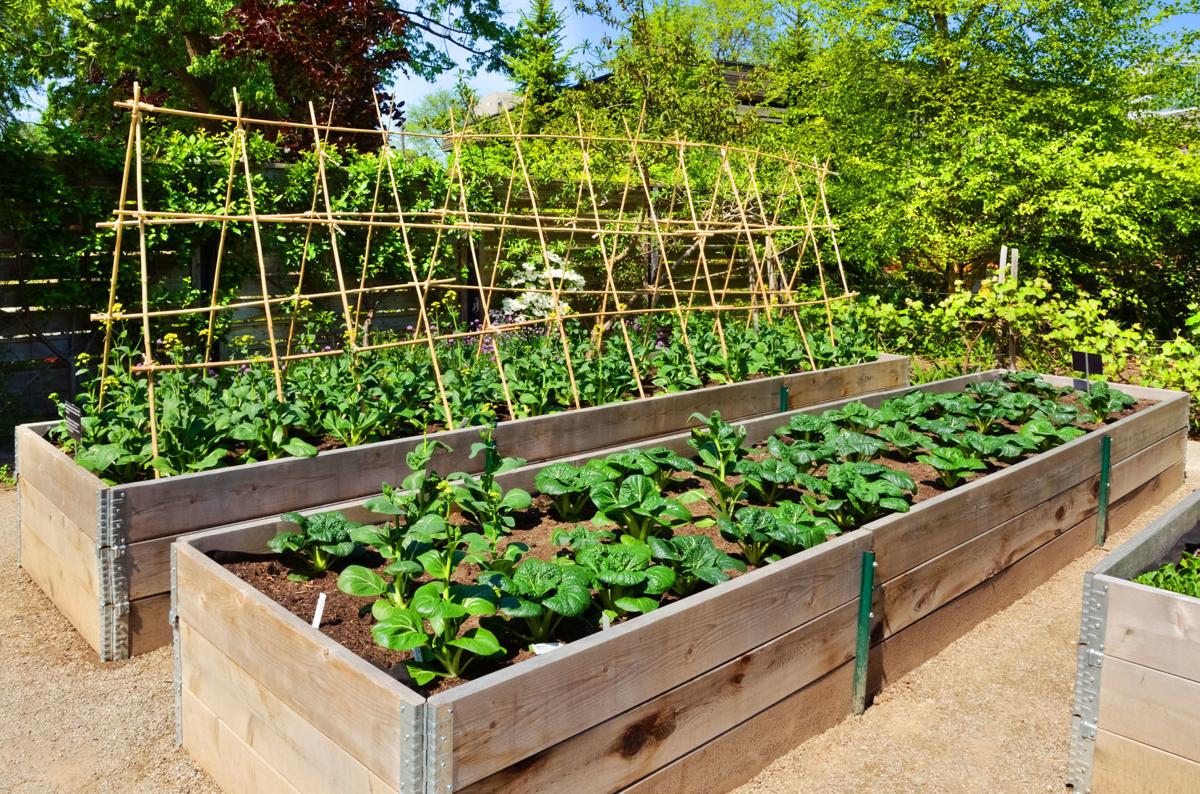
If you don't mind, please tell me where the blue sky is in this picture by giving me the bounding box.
[390,0,617,106]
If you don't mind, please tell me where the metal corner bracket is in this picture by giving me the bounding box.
[96,488,131,661]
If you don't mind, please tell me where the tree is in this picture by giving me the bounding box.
[27,0,513,138]
[505,0,572,112]
[774,0,1200,332]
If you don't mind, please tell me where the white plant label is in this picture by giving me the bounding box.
[530,642,564,655]
[311,592,326,629]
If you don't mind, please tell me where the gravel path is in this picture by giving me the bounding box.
[0,443,1196,792]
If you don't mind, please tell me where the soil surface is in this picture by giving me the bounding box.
[0,439,1193,793]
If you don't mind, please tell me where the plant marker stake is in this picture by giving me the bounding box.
[311,592,326,629]
[852,550,876,716]
[779,385,789,414]
[1095,435,1112,547]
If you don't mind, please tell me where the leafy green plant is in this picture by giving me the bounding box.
[717,506,779,566]
[873,422,928,460]
[589,474,693,541]
[1080,382,1136,417]
[809,462,916,529]
[821,429,887,462]
[736,457,798,503]
[651,534,745,595]
[766,436,830,473]
[451,430,531,543]
[604,447,694,487]
[534,459,616,521]
[1017,418,1087,452]
[571,536,676,621]
[483,559,594,644]
[1133,552,1200,598]
[268,511,360,580]
[822,402,879,432]
[689,410,750,518]
[370,581,504,685]
[917,446,987,487]
[776,412,832,442]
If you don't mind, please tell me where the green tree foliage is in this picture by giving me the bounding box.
[12,0,512,139]
[761,0,1200,333]
[505,0,572,115]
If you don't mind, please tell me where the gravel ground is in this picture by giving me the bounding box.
[0,442,1196,792]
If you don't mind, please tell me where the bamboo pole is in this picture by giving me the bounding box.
[307,101,358,348]
[234,90,286,401]
[130,83,161,466]
[576,113,646,398]
[201,127,241,364]
[371,92,456,430]
[96,85,139,412]
[501,105,581,410]
[446,106,517,420]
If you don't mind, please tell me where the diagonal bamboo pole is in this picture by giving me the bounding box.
[371,91,455,429]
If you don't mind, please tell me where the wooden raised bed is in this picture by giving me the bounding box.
[174,373,1188,793]
[14,354,908,660]
[1068,487,1200,793]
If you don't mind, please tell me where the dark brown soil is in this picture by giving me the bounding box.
[220,395,1155,693]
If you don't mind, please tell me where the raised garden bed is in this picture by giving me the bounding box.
[1069,487,1200,793]
[15,355,908,660]
[174,372,1188,793]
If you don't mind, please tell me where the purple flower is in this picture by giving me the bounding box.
[322,345,332,352]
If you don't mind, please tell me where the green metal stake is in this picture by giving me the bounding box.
[779,385,789,413]
[852,550,876,716]
[1095,435,1112,547]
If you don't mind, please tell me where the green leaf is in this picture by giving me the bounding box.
[338,565,387,597]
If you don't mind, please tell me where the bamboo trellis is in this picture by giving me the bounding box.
[95,86,854,466]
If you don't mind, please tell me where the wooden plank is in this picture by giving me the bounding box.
[436,530,871,789]
[873,462,1183,691]
[870,394,1187,583]
[181,687,300,794]
[175,542,416,788]
[118,356,909,542]
[18,479,101,652]
[621,661,855,794]
[490,355,909,464]
[459,600,858,794]
[1097,656,1200,764]
[1102,575,1200,684]
[1092,729,1200,794]
[181,622,396,794]
[126,534,175,599]
[879,430,1184,637]
[129,592,172,656]
[16,423,103,538]
[1095,489,1200,580]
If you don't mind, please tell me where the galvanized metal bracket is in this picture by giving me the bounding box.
[96,488,131,661]
[424,701,454,793]
[397,700,425,793]
[1068,572,1108,791]
[13,435,21,569]
[170,544,183,745]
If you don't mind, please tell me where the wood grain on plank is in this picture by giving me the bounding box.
[880,430,1184,637]
[870,394,1187,582]
[1097,655,1200,764]
[18,478,101,651]
[181,622,397,794]
[175,543,416,788]
[872,462,1182,691]
[182,687,300,794]
[460,600,857,794]
[1102,575,1200,684]
[436,530,870,789]
[1092,729,1200,794]
[621,661,855,794]
[16,424,103,538]
[129,592,172,656]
